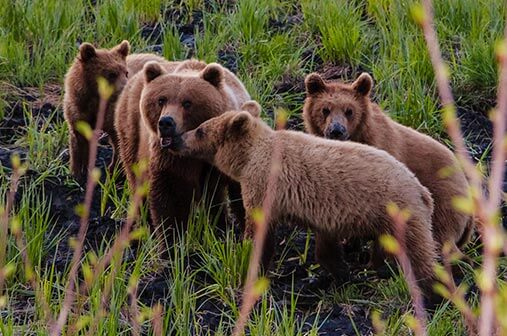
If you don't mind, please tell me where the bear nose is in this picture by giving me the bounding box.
[328,124,348,140]
[158,116,176,133]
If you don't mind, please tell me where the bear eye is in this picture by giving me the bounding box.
[107,71,118,81]
[345,108,353,118]
[182,100,192,109]
[158,97,167,107]
[125,71,129,78]
[196,127,205,140]
[322,108,331,117]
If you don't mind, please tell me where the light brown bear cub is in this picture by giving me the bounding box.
[114,59,250,230]
[63,40,166,182]
[170,104,440,306]
[303,72,474,257]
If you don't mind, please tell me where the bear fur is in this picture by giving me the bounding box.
[171,106,440,306]
[114,59,250,230]
[303,72,474,257]
[63,40,166,182]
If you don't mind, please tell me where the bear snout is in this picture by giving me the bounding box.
[325,123,349,140]
[158,116,176,137]
[158,116,183,149]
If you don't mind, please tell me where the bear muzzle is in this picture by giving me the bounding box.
[325,123,349,141]
[158,116,181,149]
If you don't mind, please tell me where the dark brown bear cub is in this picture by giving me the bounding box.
[63,41,166,182]
[170,104,441,308]
[64,41,130,182]
[303,72,474,259]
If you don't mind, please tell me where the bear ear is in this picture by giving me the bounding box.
[352,72,373,96]
[144,61,166,83]
[241,100,261,118]
[201,63,224,87]
[113,40,130,58]
[305,73,327,95]
[79,42,96,62]
[227,112,251,138]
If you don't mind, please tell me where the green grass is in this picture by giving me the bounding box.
[0,0,506,335]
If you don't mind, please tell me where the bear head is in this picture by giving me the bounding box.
[170,101,261,167]
[77,40,130,93]
[140,61,232,151]
[303,72,373,141]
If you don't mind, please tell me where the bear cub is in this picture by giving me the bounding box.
[63,40,166,182]
[303,72,474,258]
[170,103,441,307]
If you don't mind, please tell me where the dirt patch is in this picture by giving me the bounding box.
[458,106,507,228]
[0,84,62,145]
[140,22,164,45]
[269,14,303,33]
[458,106,494,162]
[141,8,242,74]
[218,43,241,74]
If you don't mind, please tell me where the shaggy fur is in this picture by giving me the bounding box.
[63,40,165,182]
[303,72,474,257]
[114,59,250,231]
[171,107,441,306]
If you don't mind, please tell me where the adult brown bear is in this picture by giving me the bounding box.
[114,60,250,233]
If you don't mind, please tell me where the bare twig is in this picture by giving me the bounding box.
[232,114,287,336]
[152,303,164,336]
[51,92,110,336]
[81,171,147,335]
[128,278,141,336]
[418,0,484,194]
[387,205,428,336]
[440,247,477,334]
[487,22,507,216]
[0,160,22,295]
[418,1,507,335]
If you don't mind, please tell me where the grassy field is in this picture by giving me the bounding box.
[0,0,506,335]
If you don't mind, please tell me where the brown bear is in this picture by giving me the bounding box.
[303,72,474,259]
[114,59,250,231]
[63,40,167,182]
[169,105,441,306]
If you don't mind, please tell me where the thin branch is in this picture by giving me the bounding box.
[418,1,507,335]
[0,162,21,296]
[232,116,286,336]
[51,95,109,336]
[488,20,507,215]
[389,207,428,336]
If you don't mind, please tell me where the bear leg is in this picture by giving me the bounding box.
[228,180,246,235]
[201,166,227,232]
[260,225,276,274]
[69,130,89,184]
[369,239,395,279]
[315,232,350,283]
[148,168,196,237]
[244,212,277,274]
[403,218,442,310]
[107,129,120,177]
